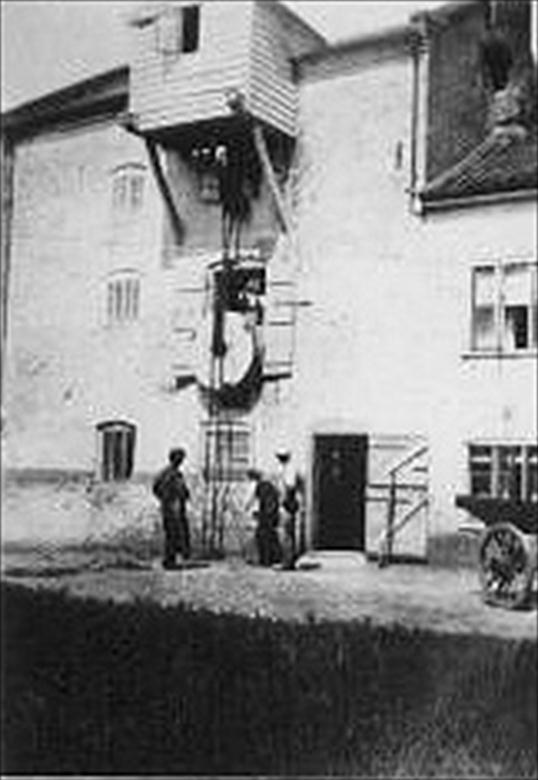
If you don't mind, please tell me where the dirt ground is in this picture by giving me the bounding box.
[2,546,537,640]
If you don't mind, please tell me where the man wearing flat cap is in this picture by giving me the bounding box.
[153,448,191,569]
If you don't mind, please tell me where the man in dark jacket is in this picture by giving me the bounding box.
[246,468,281,566]
[153,448,191,569]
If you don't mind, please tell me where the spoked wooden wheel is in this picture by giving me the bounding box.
[479,522,534,609]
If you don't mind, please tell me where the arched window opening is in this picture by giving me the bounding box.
[96,420,136,482]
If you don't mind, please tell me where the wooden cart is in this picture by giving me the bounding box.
[456,496,537,609]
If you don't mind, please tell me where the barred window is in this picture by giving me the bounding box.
[106,272,140,325]
[203,421,250,482]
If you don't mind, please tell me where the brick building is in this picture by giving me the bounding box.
[1,0,536,560]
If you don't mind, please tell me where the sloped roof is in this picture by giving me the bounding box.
[421,127,538,207]
[1,67,129,139]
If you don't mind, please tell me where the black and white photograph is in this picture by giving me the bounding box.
[1,0,537,775]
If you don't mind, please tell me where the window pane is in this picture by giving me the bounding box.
[503,264,532,305]
[473,306,496,350]
[132,279,140,320]
[131,175,144,209]
[113,176,127,209]
[125,278,133,319]
[469,445,492,497]
[107,283,115,322]
[528,446,538,503]
[498,446,522,500]
[125,429,135,479]
[472,267,496,351]
[474,267,496,305]
[103,431,115,481]
[115,281,123,320]
[158,9,181,54]
[503,306,529,350]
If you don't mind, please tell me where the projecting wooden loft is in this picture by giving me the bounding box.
[127,0,325,140]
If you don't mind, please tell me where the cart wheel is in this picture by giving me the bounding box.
[479,522,534,609]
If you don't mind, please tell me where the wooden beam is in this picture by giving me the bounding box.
[144,138,185,246]
[252,122,294,237]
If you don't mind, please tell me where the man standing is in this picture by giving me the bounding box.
[246,468,281,566]
[153,448,191,569]
[275,448,302,570]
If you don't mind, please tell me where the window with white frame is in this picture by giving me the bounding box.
[111,164,146,214]
[469,443,538,502]
[97,421,136,482]
[471,262,537,352]
[157,5,200,57]
[106,272,140,324]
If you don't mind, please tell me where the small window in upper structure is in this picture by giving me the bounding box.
[106,272,140,325]
[182,6,200,53]
[157,5,200,57]
[111,164,146,214]
[97,421,136,482]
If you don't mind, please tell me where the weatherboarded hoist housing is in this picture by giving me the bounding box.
[128,0,325,137]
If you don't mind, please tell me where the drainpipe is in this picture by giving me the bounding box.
[408,23,428,216]
[531,0,538,67]
[1,132,15,422]
[409,34,420,211]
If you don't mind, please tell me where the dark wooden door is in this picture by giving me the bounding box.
[313,434,368,550]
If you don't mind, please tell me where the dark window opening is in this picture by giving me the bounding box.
[504,306,528,349]
[182,6,200,53]
[98,421,136,482]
